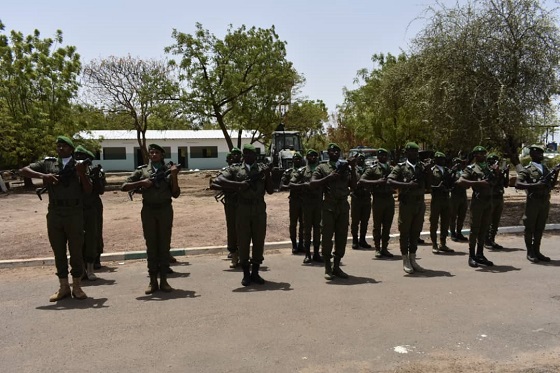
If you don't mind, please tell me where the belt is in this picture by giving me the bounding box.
[142,200,172,208]
[238,197,264,205]
[50,199,81,207]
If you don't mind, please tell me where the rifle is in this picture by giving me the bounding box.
[36,158,91,200]
[539,163,560,188]
[128,161,180,201]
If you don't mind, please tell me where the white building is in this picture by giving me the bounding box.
[77,130,263,171]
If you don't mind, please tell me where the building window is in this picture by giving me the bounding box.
[190,146,218,158]
[103,147,126,160]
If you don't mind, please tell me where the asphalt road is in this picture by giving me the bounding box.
[1,233,559,373]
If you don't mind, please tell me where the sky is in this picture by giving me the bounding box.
[2,0,556,114]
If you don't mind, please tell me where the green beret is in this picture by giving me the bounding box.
[230,147,242,154]
[472,145,487,153]
[377,148,389,154]
[434,151,446,158]
[487,153,499,160]
[529,144,545,152]
[148,144,165,154]
[56,136,75,149]
[293,152,303,158]
[226,152,232,157]
[75,145,95,159]
[306,149,319,156]
[328,143,341,151]
[405,142,419,150]
[243,144,256,153]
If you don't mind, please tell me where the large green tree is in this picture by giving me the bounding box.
[0,22,81,168]
[411,0,560,155]
[81,56,181,163]
[165,23,303,149]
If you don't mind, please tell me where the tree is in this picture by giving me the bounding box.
[411,0,560,156]
[81,56,181,163]
[165,23,303,150]
[0,22,81,168]
[283,99,328,145]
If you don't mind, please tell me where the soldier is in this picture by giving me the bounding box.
[358,148,395,258]
[289,149,323,264]
[429,152,454,254]
[485,153,508,250]
[19,136,92,301]
[515,145,558,262]
[350,153,373,250]
[121,144,180,294]
[281,152,305,254]
[457,146,495,268]
[215,144,274,286]
[310,143,357,280]
[211,148,242,268]
[449,157,469,242]
[75,145,106,281]
[387,142,429,274]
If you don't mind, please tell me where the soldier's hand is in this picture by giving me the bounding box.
[42,173,58,185]
[141,178,153,189]
[169,164,179,176]
[238,181,250,191]
[329,171,340,180]
[75,162,87,175]
[409,181,419,189]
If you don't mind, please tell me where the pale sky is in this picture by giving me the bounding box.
[2,0,556,113]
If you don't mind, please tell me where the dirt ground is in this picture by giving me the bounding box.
[1,171,559,261]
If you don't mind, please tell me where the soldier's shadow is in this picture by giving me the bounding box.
[81,278,116,287]
[36,297,109,310]
[167,271,191,279]
[530,259,560,267]
[476,265,521,273]
[171,261,191,267]
[326,276,379,286]
[488,246,525,253]
[232,281,293,292]
[96,266,119,274]
[407,269,455,278]
[136,289,199,301]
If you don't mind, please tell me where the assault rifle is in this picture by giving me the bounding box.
[128,161,180,201]
[539,163,560,188]
[36,159,91,200]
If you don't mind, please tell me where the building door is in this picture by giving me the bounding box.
[178,147,189,169]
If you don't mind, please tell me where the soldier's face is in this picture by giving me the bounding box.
[243,150,256,165]
[378,153,388,163]
[406,148,418,162]
[328,148,340,161]
[474,151,487,163]
[357,157,365,166]
[56,142,73,158]
[530,150,544,163]
[149,149,164,163]
[435,157,446,166]
[293,157,303,167]
[307,154,318,165]
[74,152,89,161]
[231,152,242,163]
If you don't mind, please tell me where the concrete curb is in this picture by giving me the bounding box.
[1,224,559,269]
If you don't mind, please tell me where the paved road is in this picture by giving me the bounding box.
[1,234,559,373]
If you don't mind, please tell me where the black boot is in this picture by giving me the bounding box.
[352,236,359,250]
[145,275,159,294]
[332,257,349,279]
[159,273,173,292]
[324,258,334,280]
[94,254,102,270]
[312,246,322,262]
[297,240,304,253]
[291,240,298,255]
[303,242,312,264]
[251,263,265,285]
[241,264,252,286]
[359,236,372,249]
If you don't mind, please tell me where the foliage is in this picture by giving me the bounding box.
[0,22,81,168]
[165,23,303,150]
[81,56,181,163]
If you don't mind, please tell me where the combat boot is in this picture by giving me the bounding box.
[409,253,425,272]
[359,237,372,249]
[402,254,414,274]
[324,258,334,280]
[379,244,394,258]
[291,240,299,255]
[303,243,312,264]
[450,230,457,242]
[145,275,159,294]
[85,262,98,281]
[159,274,173,292]
[71,277,87,300]
[251,263,265,285]
[432,244,441,254]
[94,254,102,270]
[312,245,323,262]
[351,236,359,250]
[229,250,239,268]
[534,245,550,262]
[332,257,349,279]
[439,241,454,253]
[297,240,304,253]
[456,232,469,242]
[49,278,71,302]
[241,264,252,286]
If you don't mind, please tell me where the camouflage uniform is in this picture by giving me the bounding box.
[429,162,452,252]
[449,167,468,240]
[282,167,304,252]
[350,164,372,248]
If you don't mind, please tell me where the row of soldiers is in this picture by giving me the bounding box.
[20,136,557,300]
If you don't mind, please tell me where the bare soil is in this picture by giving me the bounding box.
[1,171,559,261]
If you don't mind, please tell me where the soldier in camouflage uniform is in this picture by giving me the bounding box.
[289,149,323,264]
[449,158,469,242]
[515,145,558,262]
[281,152,305,254]
[485,153,508,250]
[19,136,92,301]
[457,146,495,268]
[310,143,357,280]
[121,144,180,294]
[350,153,373,250]
[387,142,429,274]
[429,152,454,254]
[75,145,106,281]
[358,148,395,258]
[216,144,274,286]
